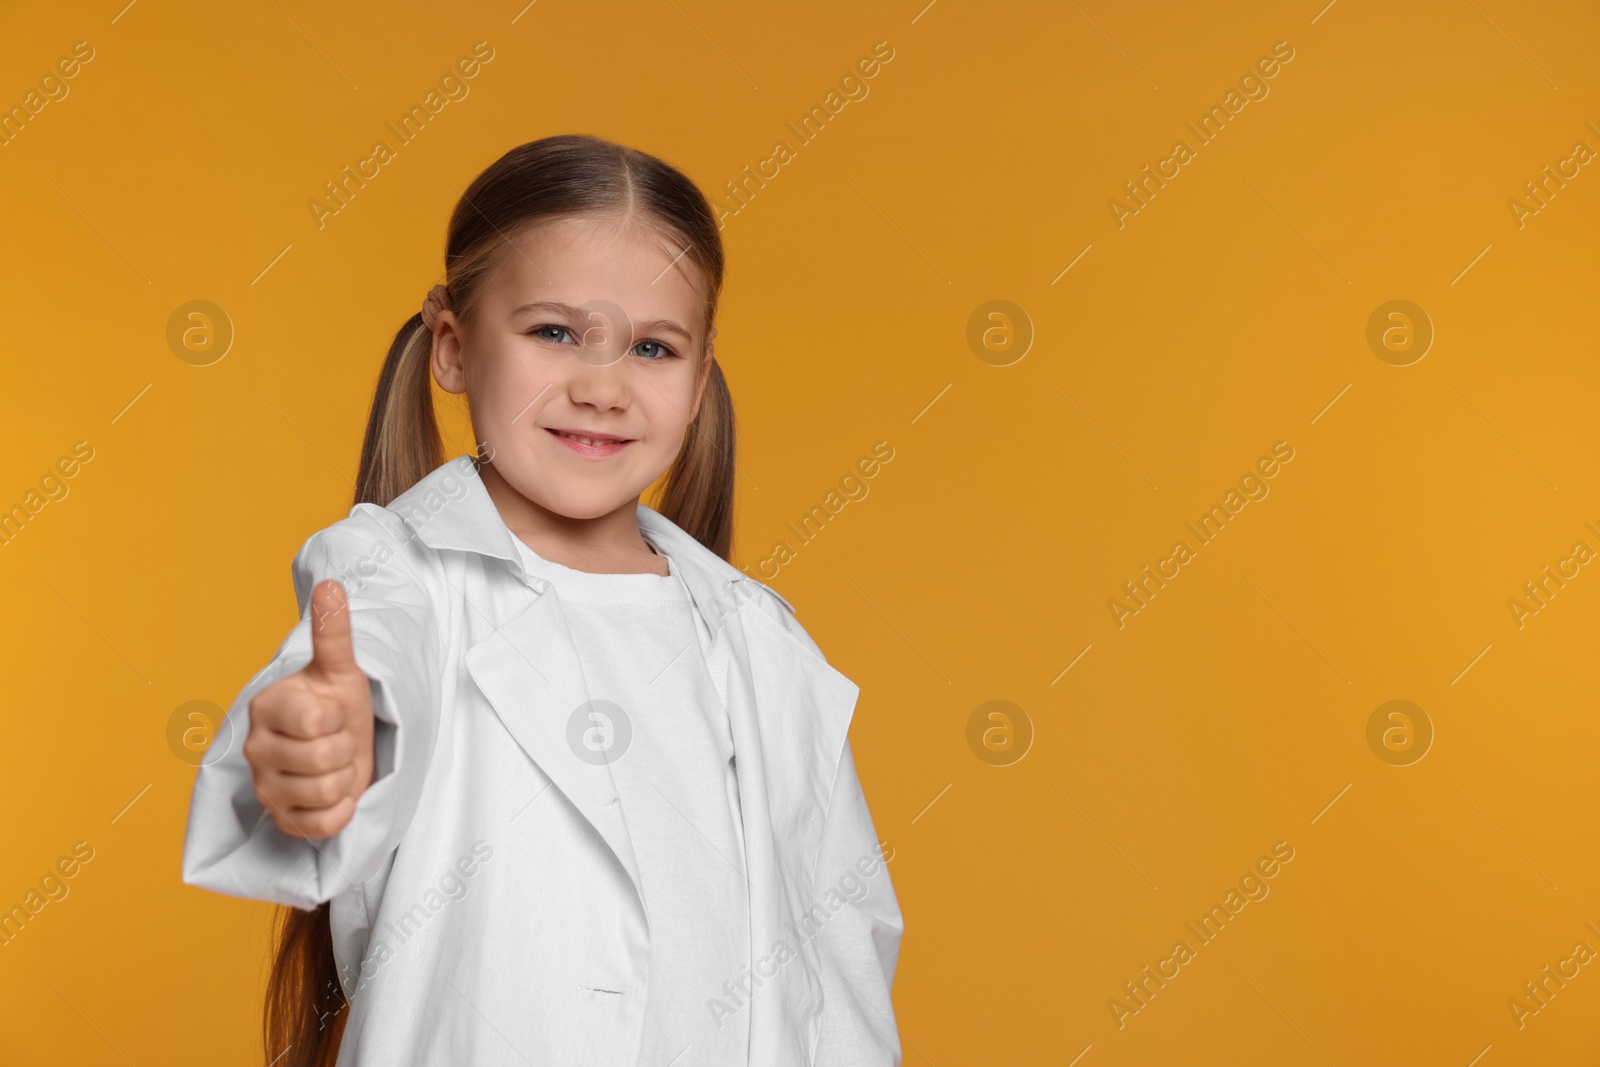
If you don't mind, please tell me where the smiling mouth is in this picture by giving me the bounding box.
[546,429,634,447]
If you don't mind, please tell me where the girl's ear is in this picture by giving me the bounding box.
[431,312,467,395]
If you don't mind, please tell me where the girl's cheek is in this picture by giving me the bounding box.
[650,404,693,440]
[497,362,556,418]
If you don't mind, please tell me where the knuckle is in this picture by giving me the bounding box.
[305,807,348,838]
[244,728,272,760]
[309,736,347,772]
[291,703,324,737]
[311,775,344,807]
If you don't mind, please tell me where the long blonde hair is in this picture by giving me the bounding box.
[263,134,735,1067]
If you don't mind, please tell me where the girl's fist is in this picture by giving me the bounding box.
[243,579,376,839]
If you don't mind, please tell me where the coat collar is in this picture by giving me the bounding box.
[386,454,855,1065]
[388,453,791,637]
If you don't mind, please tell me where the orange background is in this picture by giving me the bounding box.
[2,0,1598,1063]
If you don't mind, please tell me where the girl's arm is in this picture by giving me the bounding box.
[181,504,444,911]
[811,736,906,1066]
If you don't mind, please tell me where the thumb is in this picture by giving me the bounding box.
[307,579,358,677]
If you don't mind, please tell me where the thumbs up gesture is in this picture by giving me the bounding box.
[243,580,377,839]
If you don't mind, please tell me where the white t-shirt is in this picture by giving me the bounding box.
[510,530,751,1066]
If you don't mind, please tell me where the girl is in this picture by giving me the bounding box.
[182,135,904,1067]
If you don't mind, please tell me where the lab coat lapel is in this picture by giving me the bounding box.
[461,580,649,907]
[389,456,649,906]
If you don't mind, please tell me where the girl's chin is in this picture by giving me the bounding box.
[528,481,656,521]
[493,452,669,517]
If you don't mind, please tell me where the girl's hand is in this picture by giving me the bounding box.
[243,579,376,839]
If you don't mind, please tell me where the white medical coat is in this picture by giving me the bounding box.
[181,454,905,1066]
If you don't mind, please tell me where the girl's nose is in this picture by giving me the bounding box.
[564,346,632,411]
[572,299,633,368]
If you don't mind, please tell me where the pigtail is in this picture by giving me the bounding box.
[656,355,736,559]
[355,313,447,509]
[262,904,346,1067]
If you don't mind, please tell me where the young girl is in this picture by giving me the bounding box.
[181,135,904,1067]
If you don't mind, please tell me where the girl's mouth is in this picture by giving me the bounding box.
[546,428,633,457]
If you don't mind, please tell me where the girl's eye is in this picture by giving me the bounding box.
[530,324,576,344]
[632,339,679,361]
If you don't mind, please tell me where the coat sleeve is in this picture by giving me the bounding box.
[811,741,906,1066]
[180,503,444,911]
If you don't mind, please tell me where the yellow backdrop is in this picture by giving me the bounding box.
[2,0,1597,1063]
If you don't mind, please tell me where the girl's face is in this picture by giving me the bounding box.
[432,214,715,523]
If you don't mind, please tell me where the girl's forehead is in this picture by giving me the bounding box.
[491,216,707,312]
